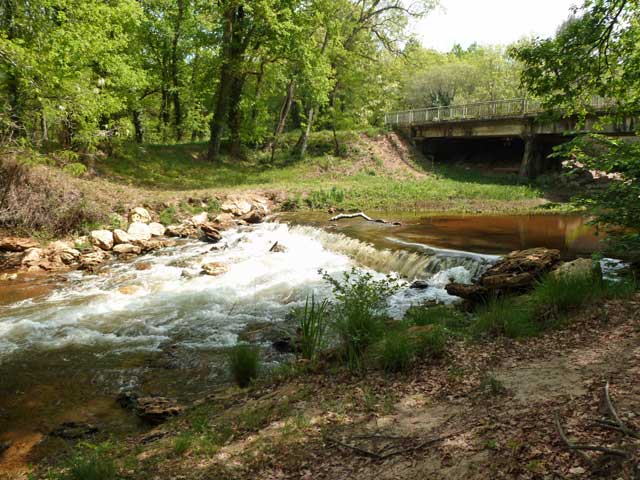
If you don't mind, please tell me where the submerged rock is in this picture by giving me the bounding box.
[0,237,39,252]
[410,280,430,290]
[90,230,114,251]
[117,392,183,425]
[128,207,152,224]
[50,421,98,439]
[202,262,228,276]
[552,257,596,279]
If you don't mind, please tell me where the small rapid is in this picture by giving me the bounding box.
[0,222,492,362]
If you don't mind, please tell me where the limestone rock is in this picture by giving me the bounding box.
[128,207,152,224]
[148,222,166,237]
[0,236,39,252]
[221,197,253,217]
[243,209,266,224]
[79,249,110,270]
[202,262,228,276]
[166,223,199,238]
[128,222,152,242]
[47,241,81,265]
[90,230,114,251]
[201,223,222,243]
[113,229,131,245]
[0,273,18,281]
[134,238,176,253]
[212,213,236,229]
[191,211,209,226]
[113,243,142,255]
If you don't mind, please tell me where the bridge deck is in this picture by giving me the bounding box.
[384,97,612,127]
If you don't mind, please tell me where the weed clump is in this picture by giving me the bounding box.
[373,330,415,373]
[60,446,117,480]
[228,344,260,388]
[293,294,329,361]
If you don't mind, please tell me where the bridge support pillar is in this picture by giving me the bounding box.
[519,135,542,179]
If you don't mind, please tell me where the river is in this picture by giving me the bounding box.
[0,213,602,474]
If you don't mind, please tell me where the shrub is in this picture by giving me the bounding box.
[62,447,117,480]
[373,329,416,373]
[293,294,329,361]
[323,268,399,370]
[159,206,178,225]
[227,344,260,388]
[0,156,107,236]
[530,272,598,318]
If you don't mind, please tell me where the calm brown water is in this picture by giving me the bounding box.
[283,213,602,258]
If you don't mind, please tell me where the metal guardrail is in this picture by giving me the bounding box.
[384,97,614,126]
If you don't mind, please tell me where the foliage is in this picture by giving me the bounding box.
[293,294,330,361]
[322,268,400,370]
[227,344,260,388]
[474,296,538,339]
[412,324,449,359]
[512,0,640,259]
[404,304,469,334]
[159,206,179,226]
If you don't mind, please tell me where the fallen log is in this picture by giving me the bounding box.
[329,212,400,226]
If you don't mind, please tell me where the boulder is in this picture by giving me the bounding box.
[0,237,39,252]
[113,229,131,245]
[201,223,222,243]
[166,223,199,238]
[148,222,166,237]
[128,207,152,224]
[134,238,176,253]
[212,213,236,229]
[90,230,114,251]
[202,262,228,276]
[190,211,209,226]
[113,243,142,255]
[79,249,110,271]
[117,392,182,425]
[47,241,81,266]
[128,222,152,242]
[135,262,152,271]
[243,209,266,224]
[0,273,18,281]
[410,280,430,290]
[552,258,596,279]
[221,197,253,217]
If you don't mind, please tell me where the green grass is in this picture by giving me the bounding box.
[227,344,260,388]
[58,447,117,480]
[373,330,416,373]
[95,130,546,213]
[293,294,330,361]
[404,304,470,334]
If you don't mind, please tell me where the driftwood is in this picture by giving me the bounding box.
[329,212,400,226]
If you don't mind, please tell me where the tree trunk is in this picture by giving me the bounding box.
[133,110,144,143]
[207,4,250,162]
[228,74,246,158]
[170,0,184,142]
[293,31,329,158]
[39,105,48,144]
[270,79,295,162]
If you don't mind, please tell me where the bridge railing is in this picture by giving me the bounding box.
[384,97,614,126]
[384,98,542,126]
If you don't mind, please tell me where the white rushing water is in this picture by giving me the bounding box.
[0,222,490,361]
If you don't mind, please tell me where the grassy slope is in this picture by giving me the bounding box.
[96,131,552,214]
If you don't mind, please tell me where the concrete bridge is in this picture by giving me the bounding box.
[385,98,637,178]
